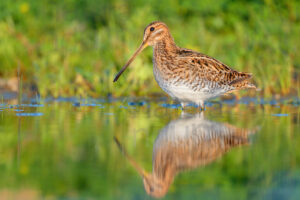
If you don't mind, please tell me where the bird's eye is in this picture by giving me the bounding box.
[150,27,155,31]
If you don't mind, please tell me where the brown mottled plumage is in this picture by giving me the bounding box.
[114,21,256,109]
[114,113,256,198]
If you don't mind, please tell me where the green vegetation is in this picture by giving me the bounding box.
[0,0,300,97]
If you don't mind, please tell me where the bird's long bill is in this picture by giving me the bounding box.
[113,42,147,82]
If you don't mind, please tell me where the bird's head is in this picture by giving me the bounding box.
[113,21,171,82]
[142,21,170,46]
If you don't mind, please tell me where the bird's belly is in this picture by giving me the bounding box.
[154,68,227,103]
[162,82,225,102]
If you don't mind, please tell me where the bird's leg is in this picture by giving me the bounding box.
[198,101,205,111]
[181,102,188,110]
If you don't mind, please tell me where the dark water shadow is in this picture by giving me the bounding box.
[114,113,257,198]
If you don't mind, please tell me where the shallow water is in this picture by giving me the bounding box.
[0,97,300,199]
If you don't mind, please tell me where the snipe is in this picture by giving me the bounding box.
[114,21,256,109]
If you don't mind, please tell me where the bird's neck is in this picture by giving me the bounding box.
[153,35,178,56]
[152,34,178,81]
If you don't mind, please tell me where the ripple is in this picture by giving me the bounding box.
[16,113,43,116]
[161,103,181,109]
[128,101,146,106]
[272,114,289,117]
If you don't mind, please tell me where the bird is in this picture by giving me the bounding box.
[114,113,256,198]
[113,21,256,109]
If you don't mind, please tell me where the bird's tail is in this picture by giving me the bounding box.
[243,81,257,90]
[226,80,258,94]
[229,72,258,91]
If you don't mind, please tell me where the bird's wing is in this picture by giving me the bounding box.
[176,49,252,85]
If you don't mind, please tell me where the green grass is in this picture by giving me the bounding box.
[0,0,300,97]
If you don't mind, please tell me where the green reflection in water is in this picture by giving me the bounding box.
[0,100,299,199]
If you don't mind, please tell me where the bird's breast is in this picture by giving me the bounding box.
[153,63,227,102]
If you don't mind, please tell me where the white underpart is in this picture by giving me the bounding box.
[153,67,233,107]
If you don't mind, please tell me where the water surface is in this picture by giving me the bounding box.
[0,97,299,199]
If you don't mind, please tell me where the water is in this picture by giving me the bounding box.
[0,97,299,199]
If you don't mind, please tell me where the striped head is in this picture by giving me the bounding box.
[143,21,171,46]
[113,21,171,82]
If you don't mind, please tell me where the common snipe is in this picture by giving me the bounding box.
[114,21,256,109]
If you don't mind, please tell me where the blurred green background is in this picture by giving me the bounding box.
[0,0,300,98]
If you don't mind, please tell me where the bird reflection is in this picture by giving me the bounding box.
[114,113,256,198]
